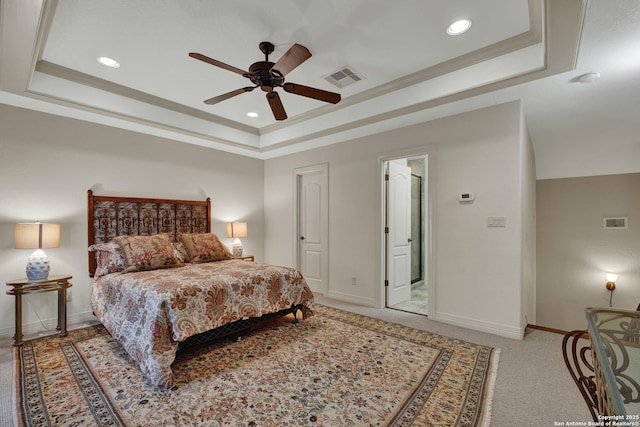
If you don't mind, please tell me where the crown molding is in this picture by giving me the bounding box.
[34,60,259,136]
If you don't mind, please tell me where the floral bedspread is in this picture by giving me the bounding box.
[91,260,315,388]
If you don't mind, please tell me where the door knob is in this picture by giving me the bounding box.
[408,238,412,242]
[300,236,305,240]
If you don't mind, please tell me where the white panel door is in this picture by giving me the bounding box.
[387,161,412,306]
[297,168,328,294]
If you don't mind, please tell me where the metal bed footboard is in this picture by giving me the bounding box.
[179,304,303,348]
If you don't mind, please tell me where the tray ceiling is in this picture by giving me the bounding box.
[2,0,615,163]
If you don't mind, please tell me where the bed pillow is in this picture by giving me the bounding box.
[113,233,184,273]
[178,233,232,263]
[89,241,127,277]
[172,241,190,263]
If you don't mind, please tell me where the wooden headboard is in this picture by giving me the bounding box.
[87,190,211,276]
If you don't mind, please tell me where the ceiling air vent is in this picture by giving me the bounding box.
[324,66,365,88]
[603,217,628,229]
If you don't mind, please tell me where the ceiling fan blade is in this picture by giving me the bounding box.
[189,52,249,76]
[266,91,287,121]
[283,82,341,104]
[204,86,255,105]
[272,43,312,76]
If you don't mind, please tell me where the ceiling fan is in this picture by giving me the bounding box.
[189,41,341,121]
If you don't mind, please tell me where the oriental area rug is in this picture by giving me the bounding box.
[15,305,499,426]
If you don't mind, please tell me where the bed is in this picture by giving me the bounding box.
[87,190,315,388]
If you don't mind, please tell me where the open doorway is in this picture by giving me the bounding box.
[384,156,428,316]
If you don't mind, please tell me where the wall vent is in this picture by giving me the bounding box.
[603,217,628,229]
[324,66,365,88]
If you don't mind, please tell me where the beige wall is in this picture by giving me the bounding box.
[0,100,541,340]
[0,104,264,337]
[537,173,640,331]
[520,112,537,326]
[265,101,534,338]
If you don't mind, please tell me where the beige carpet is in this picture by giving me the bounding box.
[15,304,498,426]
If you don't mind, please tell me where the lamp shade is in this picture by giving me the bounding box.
[226,222,248,238]
[14,223,60,249]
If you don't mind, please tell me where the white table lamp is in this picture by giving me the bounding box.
[15,222,60,280]
[226,222,248,257]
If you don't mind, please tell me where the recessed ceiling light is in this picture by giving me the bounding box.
[447,18,472,35]
[578,72,600,83]
[97,56,120,68]
[246,112,259,118]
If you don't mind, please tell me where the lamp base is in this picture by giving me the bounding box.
[26,249,50,281]
[232,238,243,257]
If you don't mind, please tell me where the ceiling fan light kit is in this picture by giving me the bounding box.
[189,41,341,121]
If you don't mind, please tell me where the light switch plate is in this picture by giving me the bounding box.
[488,216,507,227]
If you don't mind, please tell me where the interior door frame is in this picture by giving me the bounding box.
[293,162,329,294]
[378,146,436,316]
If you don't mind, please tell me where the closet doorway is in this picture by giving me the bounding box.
[384,156,429,316]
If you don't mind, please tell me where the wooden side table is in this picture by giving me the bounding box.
[234,254,254,261]
[6,275,72,346]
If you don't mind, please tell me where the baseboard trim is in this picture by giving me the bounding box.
[435,311,525,340]
[0,310,97,340]
[326,290,375,307]
[526,324,570,335]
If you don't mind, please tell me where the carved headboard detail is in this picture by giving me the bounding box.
[87,190,211,276]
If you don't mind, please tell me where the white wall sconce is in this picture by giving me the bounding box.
[226,221,248,257]
[605,273,618,307]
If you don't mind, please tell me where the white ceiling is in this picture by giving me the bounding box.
[41,0,530,127]
[1,0,639,177]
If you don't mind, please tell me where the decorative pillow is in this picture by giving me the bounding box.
[89,242,126,277]
[113,233,184,273]
[171,241,190,263]
[178,233,232,263]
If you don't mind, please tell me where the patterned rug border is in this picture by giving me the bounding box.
[14,324,110,427]
[62,334,126,426]
[15,304,500,427]
[314,305,500,426]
